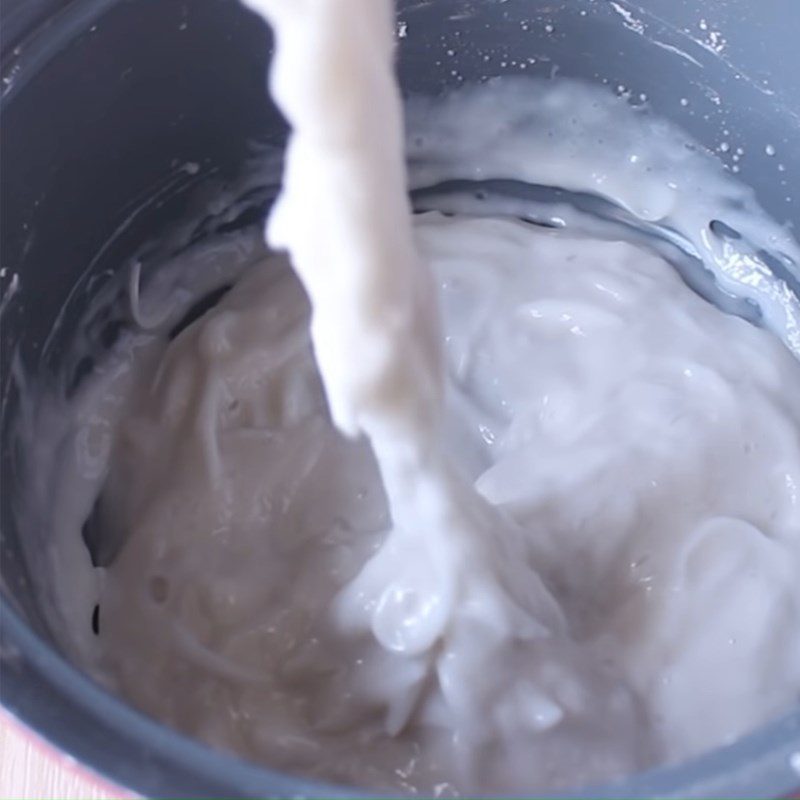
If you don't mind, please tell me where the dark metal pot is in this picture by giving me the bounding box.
[1,0,799,796]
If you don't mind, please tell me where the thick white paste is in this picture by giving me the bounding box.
[37,203,799,793]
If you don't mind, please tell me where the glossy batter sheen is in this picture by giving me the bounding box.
[23,0,800,794]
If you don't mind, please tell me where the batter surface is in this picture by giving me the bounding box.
[39,208,799,794]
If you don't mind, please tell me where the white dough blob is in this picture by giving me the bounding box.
[233,1,585,787]
[15,13,800,794]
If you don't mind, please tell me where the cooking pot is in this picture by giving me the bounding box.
[1,0,799,796]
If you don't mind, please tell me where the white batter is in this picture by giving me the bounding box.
[55,211,800,794]
[17,0,800,795]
